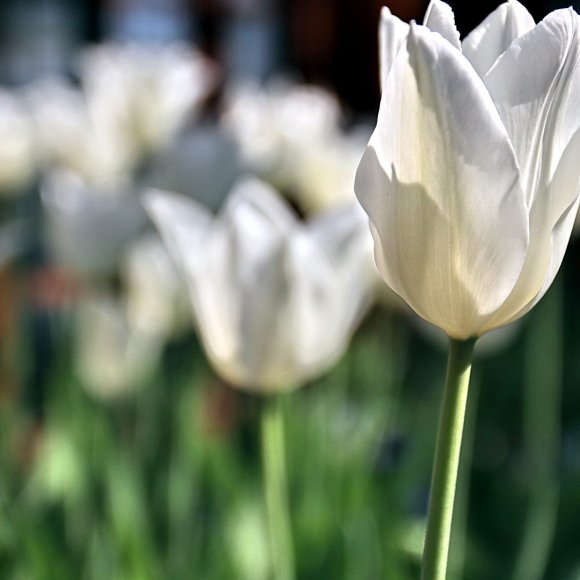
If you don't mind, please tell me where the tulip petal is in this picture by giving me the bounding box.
[355,24,529,339]
[483,126,580,331]
[379,7,409,91]
[144,189,238,380]
[470,9,580,332]
[221,184,370,389]
[535,128,580,299]
[288,233,354,382]
[144,189,213,280]
[221,177,297,243]
[463,0,535,77]
[306,204,372,348]
[484,9,580,204]
[308,203,368,263]
[218,181,300,388]
[424,0,461,49]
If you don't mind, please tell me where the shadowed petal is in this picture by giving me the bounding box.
[463,0,535,77]
[482,126,580,331]
[484,9,580,204]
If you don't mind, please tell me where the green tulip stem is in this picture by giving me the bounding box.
[421,337,477,580]
[261,395,295,580]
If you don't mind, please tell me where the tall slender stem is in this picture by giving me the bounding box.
[449,373,480,580]
[261,395,295,580]
[421,337,476,580]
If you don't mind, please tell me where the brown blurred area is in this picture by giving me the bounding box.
[192,0,552,115]
[0,266,19,403]
[287,0,395,113]
[193,0,427,114]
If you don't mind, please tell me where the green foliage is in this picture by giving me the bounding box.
[1,268,579,580]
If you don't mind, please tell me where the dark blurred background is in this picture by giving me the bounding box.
[0,0,571,113]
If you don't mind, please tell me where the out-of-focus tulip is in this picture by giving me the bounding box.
[122,234,190,339]
[223,81,362,212]
[146,178,372,392]
[41,171,146,280]
[0,90,36,195]
[26,79,133,183]
[355,1,580,339]
[224,81,340,174]
[76,291,161,401]
[291,127,371,214]
[80,43,217,156]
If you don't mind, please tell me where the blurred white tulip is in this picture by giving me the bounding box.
[26,79,134,183]
[291,127,371,214]
[222,83,281,175]
[224,81,340,166]
[122,234,190,339]
[42,171,146,280]
[80,43,218,156]
[223,81,362,211]
[76,291,162,401]
[270,79,341,144]
[146,178,372,393]
[0,90,37,195]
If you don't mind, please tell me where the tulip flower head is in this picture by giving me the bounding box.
[355,0,580,339]
[146,178,371,393]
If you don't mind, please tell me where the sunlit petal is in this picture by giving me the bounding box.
[379,7,409,91]
[424,0,461,49]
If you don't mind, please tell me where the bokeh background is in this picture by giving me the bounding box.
[1,0,580,578]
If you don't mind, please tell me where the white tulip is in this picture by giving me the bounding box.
[122,234,190,339]
[223,80,358,211]
[356,1,580,339]
[80,43,217,156]
[292,128,372,214]
[146,178,371,393]
[224,81,341,171]
[26,79,134,182]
